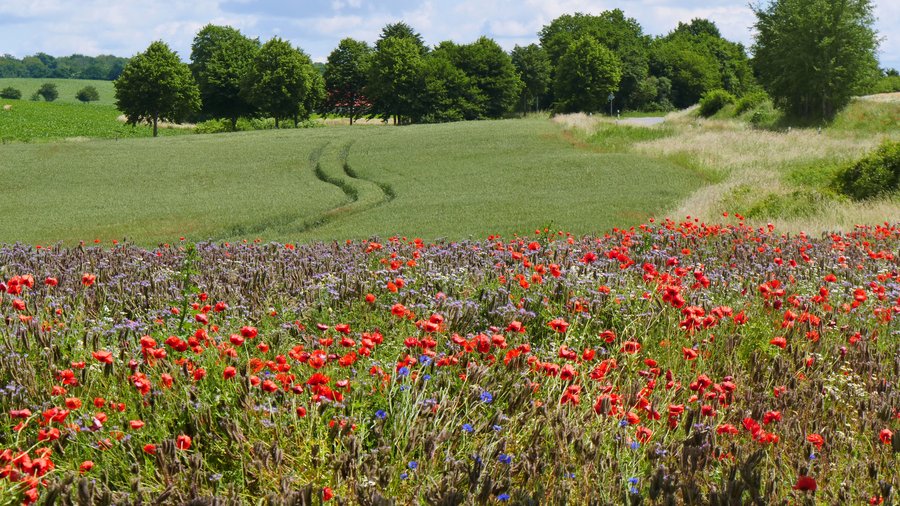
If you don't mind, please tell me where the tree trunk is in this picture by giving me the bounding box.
[230,116,237,131]
[275,117,280,129]
[153,113,158,138]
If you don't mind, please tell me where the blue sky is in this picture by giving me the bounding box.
[0,0,897,70]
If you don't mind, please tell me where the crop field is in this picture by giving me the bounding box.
[0,100,189,142]
[1,220,898,504]
[0,78,117,105]
[0,118,705,245]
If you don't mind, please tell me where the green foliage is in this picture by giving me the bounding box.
[734,91,770,115]
[240,37,318,128]
[0,53,128,80]
[190,24,260,128]
[324,38,373,124]
[650,20,754,108]
[869,75,900,94]
[114,41,200,137]
[376,22,427,54]
[444,37,523,118]
[37,82,58,102]
[75,85,100,103]
[752,0,880,119]
[834,140,900,200]
[554,36,622,113]
[367,36,424,124]
[540,10,650,110]
[698,89,736,117]
[418,46,481,122]
[0,86,21,99]
[511,44,552,112]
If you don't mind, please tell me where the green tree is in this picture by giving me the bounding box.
[368,36,425,124]
[650,37,721,108]
[511,44,551,113]
[114,41,200,137]
[241,37,317,128]
[75,85,100,103]
[377,22,428,54]
[190,24,260,130]
[453,37,522,118]
[0,87,22,99]
[752,0,879,119]
[540,11,649,110]
[37,83,58,102]
[324,38,373,124]
[419,42,482,122]
[554,36,622,113]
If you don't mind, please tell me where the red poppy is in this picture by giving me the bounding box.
[223,366,237,380]
[81,273,96,286]
[806,433,824,450]
[769,337,787,349]
[323,487,334,501]
[129,420,145,430]
[793,476,817,491]
[92,351,113,364]
[175,435,192,450]
[548,318,569,333]
[879,429,893,445]
[79,461,94,474]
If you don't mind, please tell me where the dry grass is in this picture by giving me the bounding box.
[559,100,900,234]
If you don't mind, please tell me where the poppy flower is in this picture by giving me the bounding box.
[769,337,787,349]
[79,461,94,474]
[143,444,157,455]
[793,476,817,491]
[129,420,145,430]
[175,435,192,450]
[548,318,569,333]
[81,273,96,286]
[323,487,334,501]
[806,433,824,450]
[92,351,113,364]
[879,429,893,445]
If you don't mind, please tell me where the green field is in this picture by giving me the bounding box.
[0,99,190,142]
[0,118,705,244]
[0,77,117,105]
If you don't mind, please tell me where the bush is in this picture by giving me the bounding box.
[734,91,770,115]
[698,89,736,117]
[748,101,780,128]
[37,83,58,102]
[834,140,900,200]
[0,87,21,100]
[75,86,100,103]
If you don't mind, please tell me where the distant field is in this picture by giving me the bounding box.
[0,118,705,244]
[0,77,117,105]
[0,100,189,142]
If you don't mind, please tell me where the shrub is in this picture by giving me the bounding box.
[834,140,900,200]
[0,87,21,100]
[37,83,58,102]
[698,89,735,117]
[76,86,100,103]
[748,101,780,128]
[734,91,770,115]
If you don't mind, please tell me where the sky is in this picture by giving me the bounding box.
[0,0,897,70]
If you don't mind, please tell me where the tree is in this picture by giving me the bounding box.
[752,0,879,119]
[554,36,622,113]
[190,24,260,130]
[376,22,427,54]
[453,37,522,118]
[540,11,650,110]
[368,36,425,124]
[76,85,100,103]
[241,37,317,128]
[511,44,551,113]
[37,83,58,102]
[114,41,200,137]
[324,38,372,124]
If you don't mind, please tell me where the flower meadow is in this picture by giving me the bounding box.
[1,218,898,505]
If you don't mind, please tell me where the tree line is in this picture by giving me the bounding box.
[0,53,128,80]
[113,0,886,135]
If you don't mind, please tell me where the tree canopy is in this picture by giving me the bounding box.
[752,0,879,119]
[554,36,622,113]
[114,41,200,137]
[324,38,373,124]
[190,24,260,129]
[241,37,319,128]
[511,44,552,113]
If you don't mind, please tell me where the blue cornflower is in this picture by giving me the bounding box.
[462,423,474,433]
[419,355,433,366]
[480,391,493,404]
[398,367,410,377]
[619,419,629,427]
[492,424,502,432]
[628,477,639,485]
[375,410,387,420]
[498,454,512,465]
[422,374,431,381]
[497,493,510,501]
[630,487,639,494]
[408,461,418,470]
[400,472,408,480]
[630,441,640,450]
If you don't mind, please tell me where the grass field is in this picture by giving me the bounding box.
[0,77,117,105]
[0,118,705,244]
